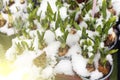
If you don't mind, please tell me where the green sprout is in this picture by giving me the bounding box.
[37,31,46,50]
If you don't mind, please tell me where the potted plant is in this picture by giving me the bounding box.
[0,0,119,80]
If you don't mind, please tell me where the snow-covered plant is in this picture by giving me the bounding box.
[13,17,25,31]
[81,0,93,17]
[37,31,46,50]
[99,48,118,66]
[58,30,69,56]
[28,7,38,30]
[15,40,34,55]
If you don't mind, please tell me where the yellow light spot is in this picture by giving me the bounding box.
[0,61,13,76]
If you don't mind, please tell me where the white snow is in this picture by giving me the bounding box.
[44,30,55,45]
[88,46,93,52]
[41,66,54,79]
[54,60,74,75]
[59,7,68,20]
[55,27,63,37]
[72,54,90,77]
[66,32,79,47]
[79,21,88,29]
[50,21,56,29]
[90,69,103,80]
[44,41,60,57]
[14,51,36,68]
[66,44,81,56]
[86,30,99,39]
[94,53,100,68]
[106,54,113,65]
[99,42,105,48]
[112,0,120,16]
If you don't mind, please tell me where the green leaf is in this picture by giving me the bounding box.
[56,0,63,8]
[37,31,46,50]
[55,11,62,30]
[46,2,54,21]
[103,16,116,34]
[73,22,80,30]
[109,49,118,54]
[81,0,92,16]
[96,25,102,33]
[81,27,88,39]
[69,0,79,10]
[101,0,107,18]
[88,55,94,64]
[28,7,38,22]
[21,41,29,49]
[63,30,69,42]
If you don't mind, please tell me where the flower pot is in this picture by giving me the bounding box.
[80,64,113,80]
[55,74,82,80]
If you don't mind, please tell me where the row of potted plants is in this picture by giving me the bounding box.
[0,0,119,80]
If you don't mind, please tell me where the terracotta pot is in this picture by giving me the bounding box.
[55,74,82,80]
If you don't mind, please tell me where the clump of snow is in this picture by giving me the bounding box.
[44,41,61,57]
[76,30,82,37]
[106,54,113,65]
[90,69,103,80]
[66,44,81,57]
[54,60,74,75]
[59,7,68,20]
[14,51,37,68]
[44,30,55,45]
[88,46,93,52]
[95,17,103,28]
[88,52,94,58]
[86,30,99,39]
[79,21,88,29]
[99,42,105,48]
[112,0,120,16]
[50,21,56,29]
[66,32,79,47]
[72,54,90,77]
[94,53,100,68]
[44,41,61,66]
[55,27,63,37]
[41,66,54,79]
